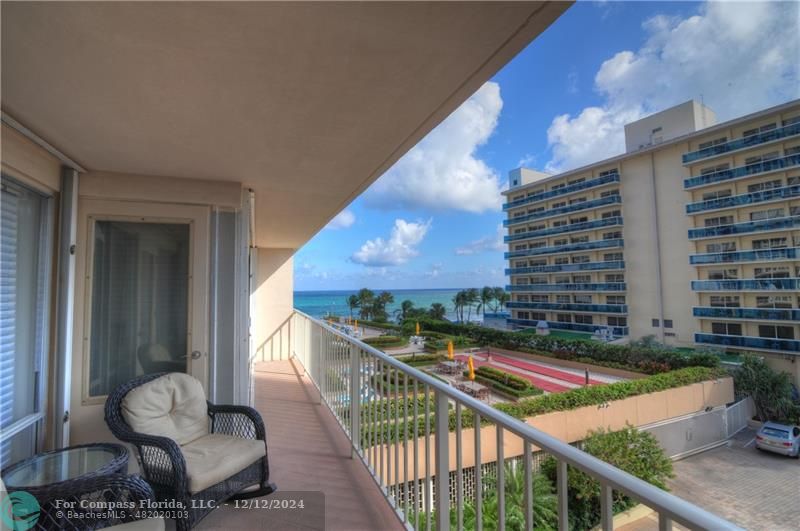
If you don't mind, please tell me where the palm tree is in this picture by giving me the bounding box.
[479,286,495,317]
[428,302,447,320]
[464,288,480,322]
[356,288,375,320]
[373,291,394,321]
[394,299,414,321]
[493,287,510,312]
[452,291,466,322]
[346,294,360,319]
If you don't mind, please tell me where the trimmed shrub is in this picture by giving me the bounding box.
[363,335,407,348]
[396,354,444,367]
[359,320,402,332]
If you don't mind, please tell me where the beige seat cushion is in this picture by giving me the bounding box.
[121,373,208,445]
[180,433,266,494]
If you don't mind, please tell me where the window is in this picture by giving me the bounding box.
[704,215,734,227]
[556,295,570,303]
[652,319,660,327]
[514,261,527,268]
[571,255,590,264]
[553,220,568,227]
[530,241,546,249]
[756,296,791,309]
[710,296,740,307]
[790,206,800,216]
[0,177,52,469]
[711,322,742,335]
[745,151,779,165]
[607,317,627,327]
[552,201,566,209]
[554,276,570,284]
[514,244,527,251]
[569,197,587,205]
[706,242,736,253]
[530,259,546,267]
[517,311,530,320]
[747,179,783,193]
[529,206,545,214]
[514,228,525,235]
[743,123,776,137]
[530,312,547,321]
[698,137,727,150]
[789,175,800,186]
[532,295,549,303]
[604,252,623,261]
[574,295,592,304]
[606,296,626,305]
[708,269,738,280]
[570,236,589,244]
[702,189,732,201]
[700,163,730,175]
[663,320,673,329]
[556,314,572,323]
[568,178,586,185]
[515,278,529,285]
[601,210,621,219]
[554,256,569,265]
[530,224,545,231]
[516,295,530,303]
[570,216,588,224]
[572,275,591,283]
[575,315,593,324]
[783,116,800,127]
[605,274,624,283]
[752,237,787,250]
[598,169,619,177]
[750,208,784,221]
[600,189,620,198]
[531,277,547,284]
[758,325,795,340]
[554,238,567,246]
[551,183,566,191]
[754,266,790,279]
[603,231,622,240]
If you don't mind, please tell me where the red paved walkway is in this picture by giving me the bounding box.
[491,354,604,385]
[456,355,571,393]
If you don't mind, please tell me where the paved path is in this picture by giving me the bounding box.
[490,353,604,385]
[455,354,571,393]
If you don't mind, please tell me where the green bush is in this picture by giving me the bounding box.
[473,365,533,391]
[362,335,407,348]
[359,320,402,331]
[734,354,800,423]
[470,373,543,399]
[542,425,673,529]
[396,354,444,367]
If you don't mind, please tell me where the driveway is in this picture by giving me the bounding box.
[620,428,799,530]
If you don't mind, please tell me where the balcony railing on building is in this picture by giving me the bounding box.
[693,306,800,321]
[507,301,628,314]
[683,153,800,189]
[504,195,622,227]
[507,317,628,336]
[694,332,800,353]
[503,172,620,210]
[286,310,738,530]
[507,282,626,292]
[682,122,800,164]
[506,260,625,276]
[691,278,799,291]
[685,185,800,214]
[505,217,623,243]
[505,238,624,259]
[687,215,800,239]
[689,247,798,265]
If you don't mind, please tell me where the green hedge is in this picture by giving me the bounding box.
[473,365,533,391]
[401,317,719,374]
[362,335,407,348]
[396,354,444,367]
[359,320,402,331]
[471,373,543,399]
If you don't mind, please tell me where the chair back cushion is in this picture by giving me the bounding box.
[121,373,208,445]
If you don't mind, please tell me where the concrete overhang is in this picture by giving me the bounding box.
[1,1,570,248]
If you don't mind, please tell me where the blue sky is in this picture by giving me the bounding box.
[295,1,799,292]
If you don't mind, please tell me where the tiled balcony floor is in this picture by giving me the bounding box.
[198,359,404,531]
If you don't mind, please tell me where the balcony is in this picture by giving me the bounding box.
[505,238,624,259]
[687,215,800,239]
[507,282,626,292]
[682,122,800,164]
[685,185,800,214]
[503,172,620,210]
[505,217,623,243]
[683,153,800,189]
[507,318,628,336]
[694,333,800,354]
[506,260,625,275]
[507,301,628,313]
[693,306,800,321]
[504,195,622,227]
[691,278,799,291]
[689,247,798,265]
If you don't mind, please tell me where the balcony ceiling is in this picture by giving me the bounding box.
[1,1,568,248]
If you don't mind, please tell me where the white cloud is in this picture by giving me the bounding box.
[324,209,355,230]
[517,153,537,167]
[455,224,505,256]
[351,219,431,267]
[545,1,800,173]
[364,82,504,213]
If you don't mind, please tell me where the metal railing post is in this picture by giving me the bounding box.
[350,343,360,459]
[557,460,569,531]
[434,389,450,531]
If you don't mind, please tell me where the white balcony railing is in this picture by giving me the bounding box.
[286,310,741,531]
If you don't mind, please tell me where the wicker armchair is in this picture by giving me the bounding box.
[104,372,276,530]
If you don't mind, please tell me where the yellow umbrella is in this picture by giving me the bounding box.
[354,319,358,332]
[467,356,475,381]
[447,340,454,360]
[415,322,420,335]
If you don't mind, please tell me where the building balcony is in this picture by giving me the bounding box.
[507,282,626,292]
[691,278,799,291]
[505,238,623,259]
[503,172,620,210]
[505,260,625,275]
[688,215,800,239]
[504,195,622,227]
[683,153,800,189]
[505,217,623,243]
[693,306,800,321]
[682,122,800,164]
[507,318,628,336]
[694,333,800,354]
[685,185,800,214]
[507,301,628,313]
[689,247,799,265]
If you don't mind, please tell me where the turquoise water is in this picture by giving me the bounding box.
[294,288,476,322]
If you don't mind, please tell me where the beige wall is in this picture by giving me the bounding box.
[763,354,800,386]
[1,123,61,192]
[252,248,295,362]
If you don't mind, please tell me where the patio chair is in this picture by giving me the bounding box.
[104,372,276,530]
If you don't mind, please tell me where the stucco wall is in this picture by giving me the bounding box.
[252,247,295,361]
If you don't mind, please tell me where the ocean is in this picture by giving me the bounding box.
[294,288,477,322]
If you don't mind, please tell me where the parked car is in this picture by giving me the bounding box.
[755,421,800,457]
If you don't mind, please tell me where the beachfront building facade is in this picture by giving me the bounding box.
[504,99,800,381]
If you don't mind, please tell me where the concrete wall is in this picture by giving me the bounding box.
[1,123,62,193]
[252,247,295,362]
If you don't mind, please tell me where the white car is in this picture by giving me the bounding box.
[755,421,800,457]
